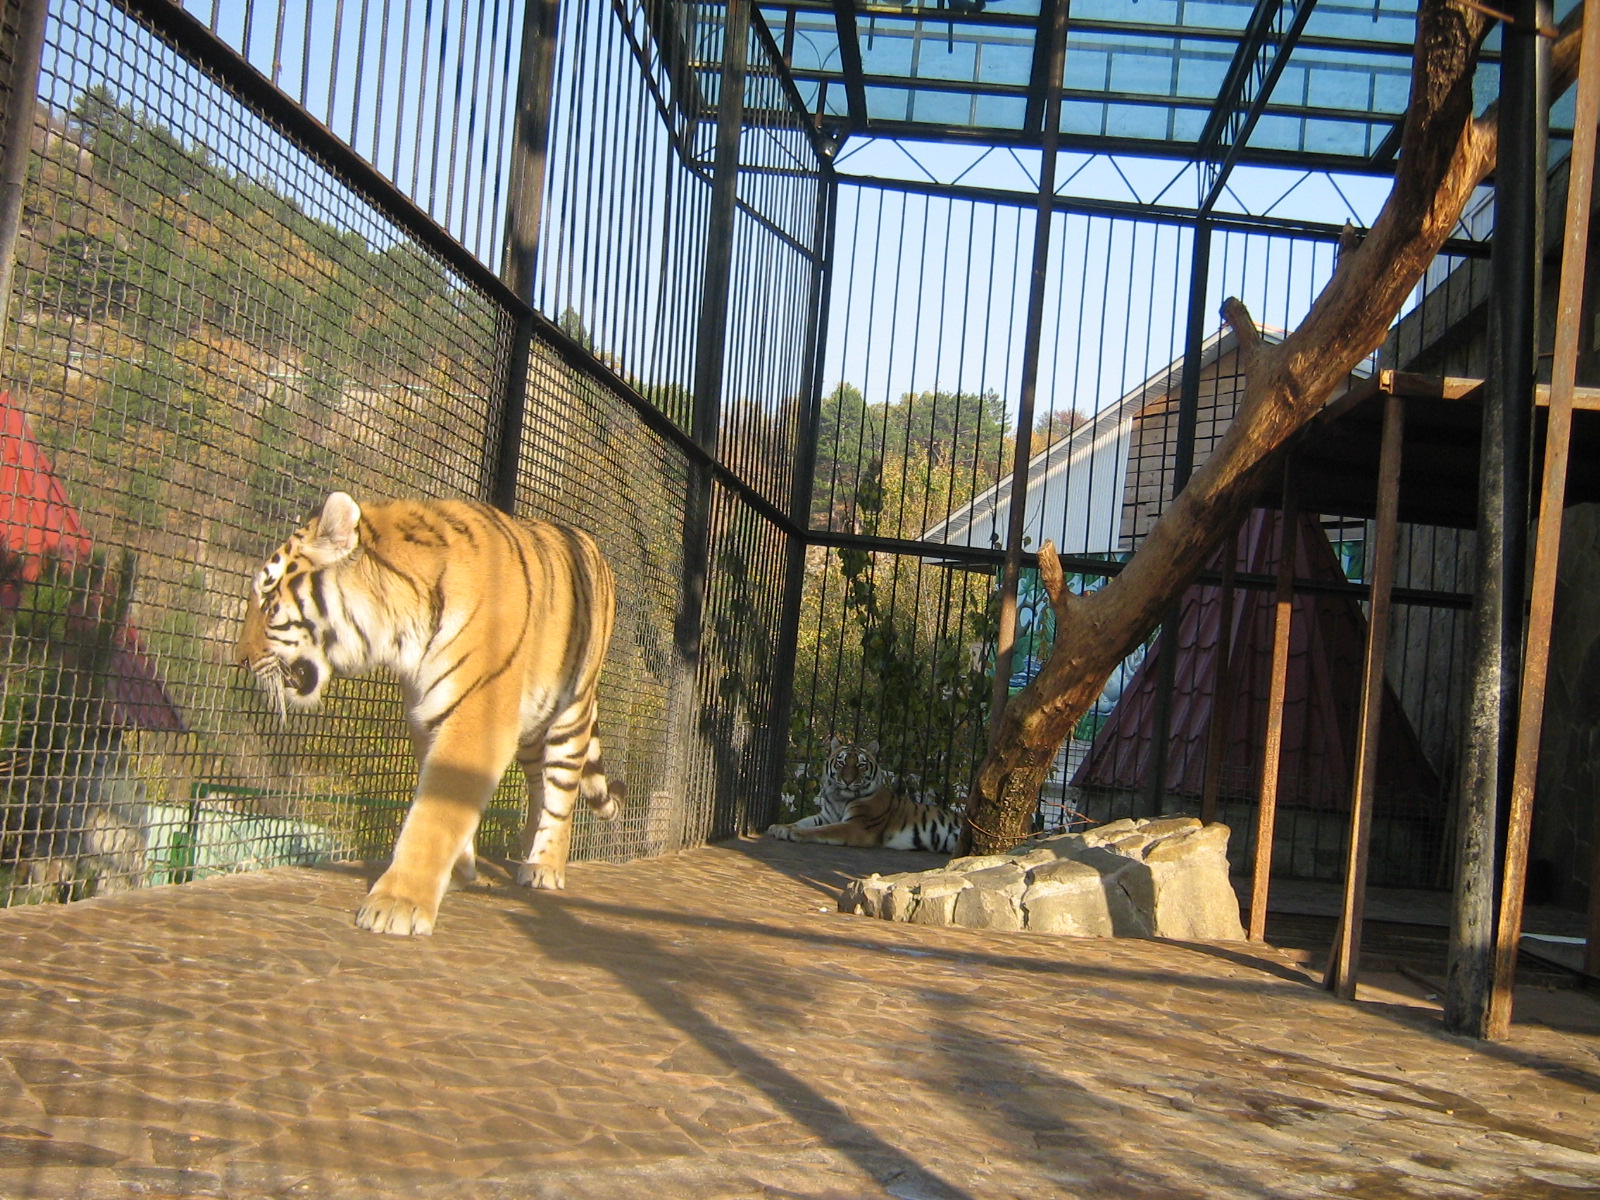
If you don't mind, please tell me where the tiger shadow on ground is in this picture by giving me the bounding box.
[715,834,952,905]
[501,886,982,1200]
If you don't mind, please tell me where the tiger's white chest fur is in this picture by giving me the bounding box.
[798,739,890,827]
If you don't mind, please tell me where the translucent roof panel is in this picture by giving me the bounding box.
[755,0,1477,173]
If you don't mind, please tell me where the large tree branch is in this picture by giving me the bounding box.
[962,0,1509,853]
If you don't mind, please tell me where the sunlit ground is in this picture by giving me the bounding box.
[1,838,1597,1200]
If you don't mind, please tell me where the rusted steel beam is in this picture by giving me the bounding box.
[1199,528,1241,826]
[1249,476,1299,942]
[1488,0,1600,1040]
[1325,393,1405,1000]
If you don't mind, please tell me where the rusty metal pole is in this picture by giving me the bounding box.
[1325,393,1405,1000]
[1445,0,1541,1037]
[1486,0,1600,1039]
[1249,475,1299,942]
[1199,527,1240,825]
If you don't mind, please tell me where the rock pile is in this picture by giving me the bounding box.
[838,815,1246,941]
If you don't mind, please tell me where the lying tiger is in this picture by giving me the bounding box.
[235,492,619,936]
[766,738,961,854]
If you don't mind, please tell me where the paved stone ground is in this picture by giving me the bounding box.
[1,838,1599,1199]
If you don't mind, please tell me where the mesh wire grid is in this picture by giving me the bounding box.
[182,0,526,268]
[785,175,1483,892]
[0,0,822,905]
[0,0,521,903]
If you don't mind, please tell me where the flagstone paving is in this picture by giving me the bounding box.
[0,837,1598,1199]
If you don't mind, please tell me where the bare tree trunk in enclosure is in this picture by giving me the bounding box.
[961,0,1549,854]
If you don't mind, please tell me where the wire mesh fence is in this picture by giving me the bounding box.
[784,166,1490,890]
[0,0,822,906]
[0,0,1513,911]
[180,0,526,267]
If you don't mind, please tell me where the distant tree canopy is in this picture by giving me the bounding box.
[811,382,1011,535]
[1031,407,1090,457]
[32,84,464,373]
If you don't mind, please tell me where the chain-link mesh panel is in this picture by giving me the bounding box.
[696,481,789,838]
[513,333,689,862]
[0,0,515,903]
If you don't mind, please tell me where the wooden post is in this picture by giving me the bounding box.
[1486,0,1600,1039]
[1325,393,1405,1000]
[1199,528,1240,825]
[1250,476,1299,942]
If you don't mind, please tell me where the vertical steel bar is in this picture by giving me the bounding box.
[1488,0,1600,1038]
[1325,392,1405,1000]
[0,0,49,346]
[766,169,835,832]
[1446,0,1541,1038]
[492,0,563,513]
[1199,528,1239,825]
[988,0,1068,746]
[665,0,750,816]
[1143,218,1214,815]
[1250,474,1298,942]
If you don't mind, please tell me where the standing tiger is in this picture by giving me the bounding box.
[766,738,961,853]
[235,492,619,936]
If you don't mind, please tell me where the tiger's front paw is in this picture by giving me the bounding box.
[356,872,441,936]
[766,823,796,841]
[517,861,566,890]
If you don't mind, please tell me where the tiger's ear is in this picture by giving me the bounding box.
[827,734,843,754]
[308,491,362,565]
[864,739,880,756]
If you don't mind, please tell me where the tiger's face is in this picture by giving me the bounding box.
[236,492,364,717]
[823,738,882,794]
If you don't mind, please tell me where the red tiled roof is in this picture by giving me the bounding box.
[1073,507,1439,813]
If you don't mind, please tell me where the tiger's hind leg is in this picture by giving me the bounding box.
[579,720,620,821]
[516,700,610,890]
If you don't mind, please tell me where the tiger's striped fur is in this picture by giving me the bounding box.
[235,492,618,936]
[767,738,961,854]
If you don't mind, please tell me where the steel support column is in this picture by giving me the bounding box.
[664,0,751,821]
[0,0,49,345]
[1488,0,1599,1038]
[1445,0,1542,1038]
[988,0,1070,749]
[492,0,563,514]
[766,168,837,831]
[1144,219,1214,815]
